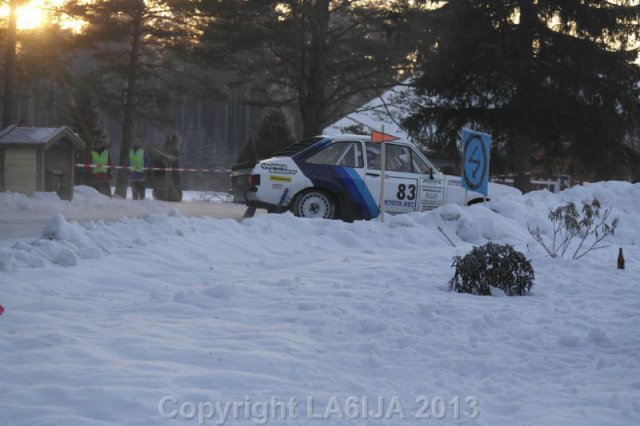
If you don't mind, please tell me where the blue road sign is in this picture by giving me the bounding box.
[461,129,491,196]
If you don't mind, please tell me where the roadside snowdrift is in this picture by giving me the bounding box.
[1,181,639,425]
[0,186,170,222]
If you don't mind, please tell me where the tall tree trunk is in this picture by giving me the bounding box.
[513,133,532,192]
[512,0,536,192]
[2,0,18,128]
[114,2,144,198]
[299,0,329,137]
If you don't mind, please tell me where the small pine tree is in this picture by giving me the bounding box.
[449,243,535,296]
[236,109,295,165]
[236,136,259,166]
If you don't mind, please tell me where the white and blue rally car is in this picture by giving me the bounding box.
[231,135,519,221]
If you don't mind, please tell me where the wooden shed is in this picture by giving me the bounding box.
[0,125,86,200]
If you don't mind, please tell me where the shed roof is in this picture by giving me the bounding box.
[0,125,86,150]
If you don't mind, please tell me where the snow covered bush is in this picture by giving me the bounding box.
[448,242,535,296]
[527,199,616,260]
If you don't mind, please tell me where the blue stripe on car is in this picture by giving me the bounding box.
[335,167,379,219]
[293,138,380,220]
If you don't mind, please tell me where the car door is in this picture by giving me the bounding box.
[363,142,419,214]
[409,149,447,212]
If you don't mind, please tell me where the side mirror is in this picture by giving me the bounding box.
[429,167,434,180]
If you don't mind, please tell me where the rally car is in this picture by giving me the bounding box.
[231,135,519,220]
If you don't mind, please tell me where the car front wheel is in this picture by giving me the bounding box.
[292,189,337,219]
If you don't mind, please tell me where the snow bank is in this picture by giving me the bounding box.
[1,182,639,425]
[0,185,170,221]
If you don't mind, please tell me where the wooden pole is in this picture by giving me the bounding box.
[379,126,386,222]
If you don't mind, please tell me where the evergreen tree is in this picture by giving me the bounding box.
[2,21,77,127]
[198,0,411,137]
[405,0,640,189]
[2,0,20,128]
[236,109,295,165]
[62,0,202,197]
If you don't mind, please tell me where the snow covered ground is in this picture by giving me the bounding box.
[1,182,639,425]
[0,187,248,245]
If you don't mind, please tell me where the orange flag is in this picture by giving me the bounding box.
[370,130,400,143]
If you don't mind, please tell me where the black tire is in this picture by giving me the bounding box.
[292,189,338,219]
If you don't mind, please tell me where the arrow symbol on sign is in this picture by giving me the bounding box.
[469,145,481,178]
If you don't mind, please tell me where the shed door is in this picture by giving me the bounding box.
[5,149,37,195]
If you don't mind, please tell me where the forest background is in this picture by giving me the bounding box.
[1,0,639,193]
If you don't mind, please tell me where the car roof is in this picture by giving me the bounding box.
[272,134,415,159]
[319,134,413,145]
[318,134,368,142]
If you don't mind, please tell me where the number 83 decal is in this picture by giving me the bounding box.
[396,184,416,201]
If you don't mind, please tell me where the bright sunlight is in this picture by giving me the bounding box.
[0,0,73,31]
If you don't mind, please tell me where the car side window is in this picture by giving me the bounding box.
[306,141,363,168]
[411,151,431,174]
[366,143,413,173]
[366,144,381,170]
[385,144,413,172]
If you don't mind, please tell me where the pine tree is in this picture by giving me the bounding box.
[236,109,295,165]
[2,0,20,128]
[62,0,201,197]
[2,21,76,127]
[405,0,640,190]
[198,0,411,137]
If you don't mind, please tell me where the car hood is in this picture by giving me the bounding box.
[488,181,522,197]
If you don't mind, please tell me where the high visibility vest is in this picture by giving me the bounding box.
[129,148,145,173]
[91,150,109,174]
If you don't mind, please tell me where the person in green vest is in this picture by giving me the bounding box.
[129,142,149,200]
[86,143,112,197]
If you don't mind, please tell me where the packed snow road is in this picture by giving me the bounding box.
[0,187,262,245]
[1,182,639,425]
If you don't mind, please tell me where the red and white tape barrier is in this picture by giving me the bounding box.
[75,163,231,173]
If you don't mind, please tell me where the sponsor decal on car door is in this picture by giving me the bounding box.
[418,177,445,211]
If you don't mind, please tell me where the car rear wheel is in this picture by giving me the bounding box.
[292,189,337,219]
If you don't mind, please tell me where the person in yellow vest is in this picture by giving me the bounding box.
[129,143,149,200]
[86,143,112,197]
